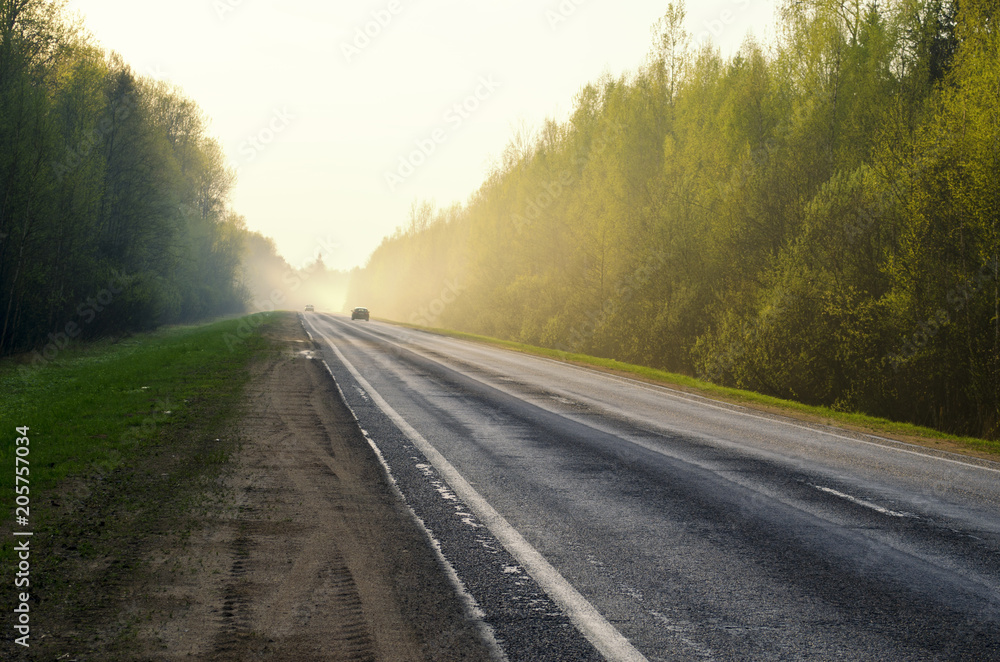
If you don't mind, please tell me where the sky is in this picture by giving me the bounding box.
[63,0,780,271]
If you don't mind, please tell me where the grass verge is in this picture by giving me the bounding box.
[0,312,277,657]
[387,320,1000,459]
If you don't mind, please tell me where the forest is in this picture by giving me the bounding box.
[347,0,1000,439]
[3,0,996,440]
[0,0,251,360]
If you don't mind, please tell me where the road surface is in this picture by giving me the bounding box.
[302,313,1000,661]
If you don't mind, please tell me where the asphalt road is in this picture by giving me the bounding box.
[302,313,1000,661]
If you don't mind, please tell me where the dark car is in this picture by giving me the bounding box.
[351,307,369,321]
[304,304,314,312]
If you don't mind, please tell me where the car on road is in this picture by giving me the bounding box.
[351,307,369,321]
[304,304,314,312]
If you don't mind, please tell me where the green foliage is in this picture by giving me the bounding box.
[346,0,999,439]
[0,0,248,356]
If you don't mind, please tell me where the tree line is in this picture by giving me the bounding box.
[1,0,248,361]
[347,0,999,439]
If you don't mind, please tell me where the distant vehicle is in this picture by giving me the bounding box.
[304,304,314,312]
[351,307,369,321]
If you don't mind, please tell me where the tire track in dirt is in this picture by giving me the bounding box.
[133,316,494,660]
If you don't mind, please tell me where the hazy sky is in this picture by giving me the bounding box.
[64,0,780,271]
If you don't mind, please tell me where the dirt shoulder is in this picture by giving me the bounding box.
[129,315,493,660]
[14,314,493,660]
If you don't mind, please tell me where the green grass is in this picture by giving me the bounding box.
[0,313,275,536]
[0,313,278,657]
[389,320,1000,458]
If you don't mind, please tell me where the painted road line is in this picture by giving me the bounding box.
[308,318,649,662]
[811,485,915,518]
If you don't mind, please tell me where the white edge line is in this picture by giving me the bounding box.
[310,321,649,662]
[319,357,509,662]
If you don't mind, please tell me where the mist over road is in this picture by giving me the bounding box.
[302,313,1000,661]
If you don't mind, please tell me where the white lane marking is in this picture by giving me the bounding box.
[347,319,1000,476]
[319,358,509,662]
[308,319,649,662]
[811,485,915,518]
